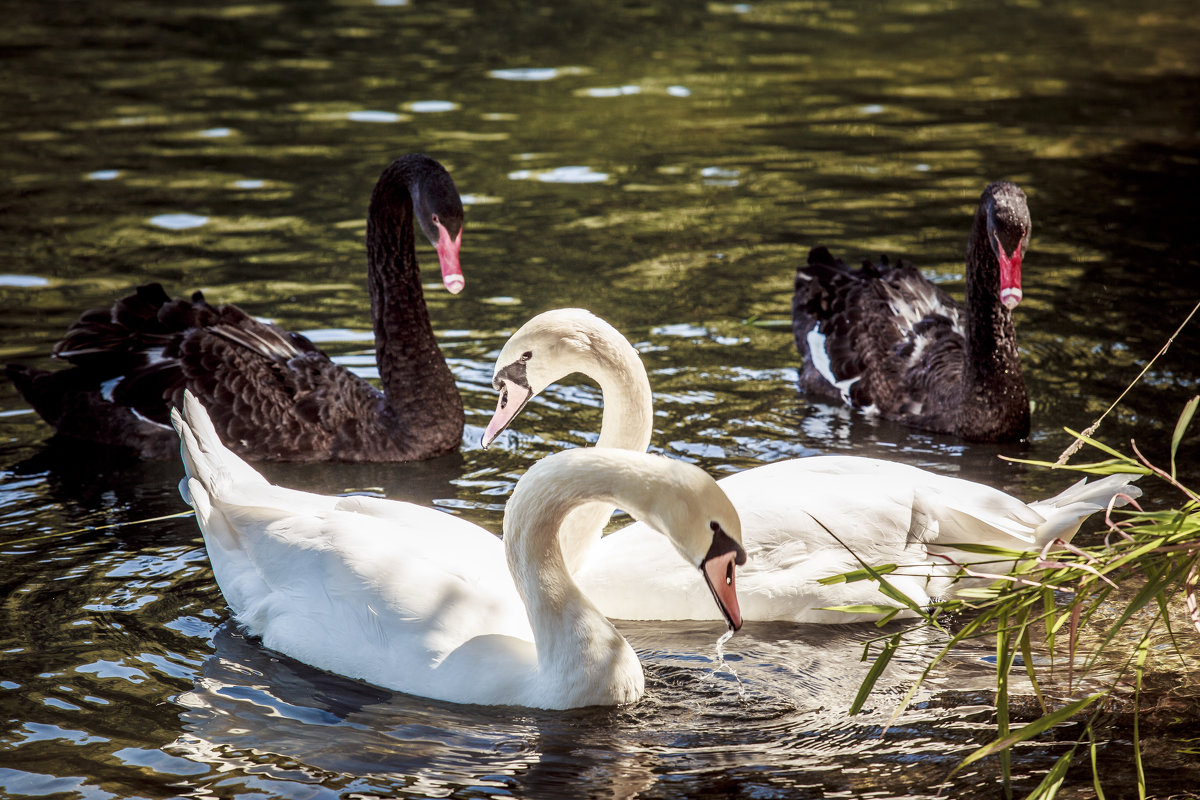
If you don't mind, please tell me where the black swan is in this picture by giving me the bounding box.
[6,153,466,461]
[791,180,1031,443]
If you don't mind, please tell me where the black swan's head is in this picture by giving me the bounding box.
[375,153,466,294]
[981,181,1031,310]
[411,157,465,295]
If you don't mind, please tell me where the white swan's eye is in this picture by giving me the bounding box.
[520,351,532,362]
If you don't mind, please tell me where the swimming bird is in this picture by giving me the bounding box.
[173,390,745,709]
[6,153,465,461]
[792,181,1031,442]
[482,308,1139,624]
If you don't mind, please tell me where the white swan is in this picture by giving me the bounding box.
[481,309,1142,624]
[171,391,745,710]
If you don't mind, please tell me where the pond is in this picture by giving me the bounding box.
[2,0,1199,797]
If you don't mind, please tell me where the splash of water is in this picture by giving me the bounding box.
[712,629,746,702]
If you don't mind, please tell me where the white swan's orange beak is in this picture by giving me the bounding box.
[435,221,464,295]
[481,382,533,449]
[702,550,743,631]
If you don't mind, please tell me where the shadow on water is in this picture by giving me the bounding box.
[2,0,1199,796]
[173,614,1200,798]
[171,619,1005,798]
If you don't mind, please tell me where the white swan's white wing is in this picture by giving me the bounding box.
[189,481,533,689]
[174,392,534,702]
[578,458,929,622]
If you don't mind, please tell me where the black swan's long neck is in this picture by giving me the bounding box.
[959,207,1027,437]
[365,163,462,440]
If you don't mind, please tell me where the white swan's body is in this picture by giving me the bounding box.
[173,391,744,709]
[482,309,1142,624]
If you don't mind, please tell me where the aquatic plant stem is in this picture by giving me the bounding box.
[3,510,196,547]
[1057,300,1200,464]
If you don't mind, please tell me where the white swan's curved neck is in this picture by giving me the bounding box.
[504,454,649,707]
[591,337,653,453]
[557,331,654,572]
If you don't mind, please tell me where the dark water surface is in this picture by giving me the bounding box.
[2,0,1199,797]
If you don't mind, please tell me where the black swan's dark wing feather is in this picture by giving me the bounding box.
[791,182,1031,442]
[7,155,469,460]
[793,247,967,422]
[172,321,405,461]
[8,283,398,460]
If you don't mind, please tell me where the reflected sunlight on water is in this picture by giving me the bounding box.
[1,0,1198,797]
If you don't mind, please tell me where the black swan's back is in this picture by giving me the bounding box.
[792,181,1031,443]
[6,154,467,461]
[9,284,317,459]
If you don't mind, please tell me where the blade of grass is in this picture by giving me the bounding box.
[848,632,901,715]
[1087,722,1107,800]
[996,609,1013,798]
[4,510,197,547]
[804,513,936,625]
[950,693,1106,773]
[1026,745,1078,800]
[1186,560,1200,636]
[1169,395,1199,480]
[1054,299,1200,464]
[1003,455,1147,476]
[1133,635,1150,800]
[1018,609,1047,714]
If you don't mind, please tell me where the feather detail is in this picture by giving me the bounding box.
[6,154,466,462]
[792,182,1032,442]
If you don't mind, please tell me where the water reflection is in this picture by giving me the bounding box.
[1,0,1198,796]
[169,620,1010,797]
[149,213,210,230]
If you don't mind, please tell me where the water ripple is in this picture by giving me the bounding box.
[149,213,209,230]
[0,274,49,288]
[507,165,609,184]
[345,110,404,123]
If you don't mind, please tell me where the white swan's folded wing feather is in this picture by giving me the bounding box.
[198,494,530,691]
[1026,472,1142,546]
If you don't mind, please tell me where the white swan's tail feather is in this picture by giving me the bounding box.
[1029,472,1143,548]
[170,390,272,555]
[171,390,268,497]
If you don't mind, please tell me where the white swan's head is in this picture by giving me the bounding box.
[640,457,748,632]
[483,309,637,448]
[509,448,747,630]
